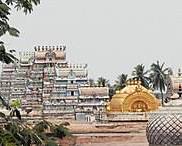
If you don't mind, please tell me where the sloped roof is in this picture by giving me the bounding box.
[79,87,109,97]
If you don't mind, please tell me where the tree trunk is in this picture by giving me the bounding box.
[160,90,164,107]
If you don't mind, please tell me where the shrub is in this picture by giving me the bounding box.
[53,125,70,139]
[45,140,58,146]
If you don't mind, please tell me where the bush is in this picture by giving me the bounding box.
[45,140,58,146]
[53,125,70,139]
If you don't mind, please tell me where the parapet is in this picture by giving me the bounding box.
[34,45,66,52]
[66,63,88,69]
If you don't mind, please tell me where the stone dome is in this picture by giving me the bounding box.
[146,112,182,145]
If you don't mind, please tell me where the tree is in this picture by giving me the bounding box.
[0,96,70,146]
[0,0,40,64]
[0,45,18,63]
[0,96,43,146]
[33,120,71,146]
[10,99,21,109]
[88,78,95,87]
[132,64,150,88]
[108,86,115,99]
[97,77,109,87]
[150,61,168,106]
[114,74,128,91]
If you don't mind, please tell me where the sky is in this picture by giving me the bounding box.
[2,0,182,83]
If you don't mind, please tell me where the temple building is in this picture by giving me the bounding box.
[164,68,182,106]
[0,46,109,120]
[166,68,182,99]
[0,63,17,103]
[107,80,159,112]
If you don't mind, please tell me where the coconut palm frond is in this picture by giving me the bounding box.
[0,112,6,118]
[150,61,168,106]
[0,95,11,110]
[132,64,150,88]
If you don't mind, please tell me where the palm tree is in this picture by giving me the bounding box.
[150,61,168,106]
[97,77,109,87]
[114,74,128,91]
[0,44,17,64]
[132,64,150,88]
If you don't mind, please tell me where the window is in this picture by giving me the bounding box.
[71,80,73,84]
[71,91,74,96]
[179,84,182,91]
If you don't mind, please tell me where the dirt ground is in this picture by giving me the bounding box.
[63,121,149,146]
[67,121,147,133]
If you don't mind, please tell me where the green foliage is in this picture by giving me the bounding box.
[0,111,6,118]
[0,121,43,146]
[0,116,70,146]
[0,0,40,64]
[88,78,95,87]
[0,96,43,145]
[45,140,58,146]
[0,0,40,38]
[132,64,150,89]
[150,61,168,106]
[53,125,70,139]
[0,44,18,64]
[97,77,109,87]
[108,87,115,98]
[33,120,51,133]
[114,74,128,91]
[32,121,70,145]
[0,96,71,146]
[10,99,21,109]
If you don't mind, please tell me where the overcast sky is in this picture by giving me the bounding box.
[2,0,182,83]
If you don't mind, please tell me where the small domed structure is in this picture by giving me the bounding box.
[146,111,182,145]
[107,80,159,112]
[146,68,182,145]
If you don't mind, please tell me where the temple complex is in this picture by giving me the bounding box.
[107,80,159,112]
[0,46,109,120]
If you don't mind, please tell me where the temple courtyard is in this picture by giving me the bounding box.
[59,121,148,146]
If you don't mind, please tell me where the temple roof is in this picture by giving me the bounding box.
[119,84,153,95]
[79,87,109,97]
[107,81,159,112]
[35,50,65,60]
[56,66,88,79]
[169,75,182,89]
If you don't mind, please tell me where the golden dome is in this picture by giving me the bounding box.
[107,83,159,112]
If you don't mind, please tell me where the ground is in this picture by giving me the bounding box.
[59,121,149,146]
